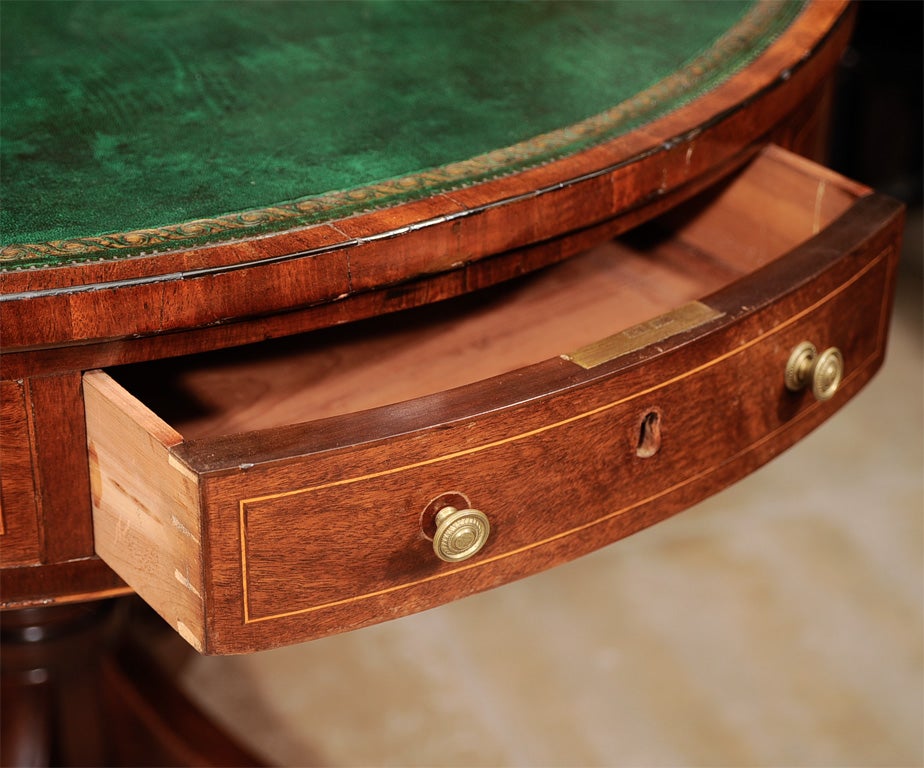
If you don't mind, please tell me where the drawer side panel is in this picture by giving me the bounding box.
[84,371,207,651]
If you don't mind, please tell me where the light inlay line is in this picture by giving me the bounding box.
[237,247,887,625]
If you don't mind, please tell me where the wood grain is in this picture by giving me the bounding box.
[0,145,752,382]
[0,560,129,609]
[112,146,870,440]
[660,145,863,273]
[0,2,854,353]
[85,149,903,652]
[0,379,40,565]
[24,374,94,562]
[111,239,720,441]
[83,372,206,651]
[196,214,898,653]
[0,2,885,621]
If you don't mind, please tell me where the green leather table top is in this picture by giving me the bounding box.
[1,0,802,268]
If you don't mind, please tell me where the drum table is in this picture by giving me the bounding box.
[0,2,904,765]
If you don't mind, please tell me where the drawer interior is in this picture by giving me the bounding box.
[107,147,865,440]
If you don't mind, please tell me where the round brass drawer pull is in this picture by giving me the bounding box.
[785,341,844,401]
[433,506,490,562]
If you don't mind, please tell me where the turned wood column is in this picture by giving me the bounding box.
[1,601,118,767]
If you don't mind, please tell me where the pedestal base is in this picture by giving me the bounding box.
[1,598,264,767]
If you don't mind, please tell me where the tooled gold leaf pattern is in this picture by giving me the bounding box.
[1,1,795,268]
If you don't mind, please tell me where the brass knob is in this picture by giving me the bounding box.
[433,506,490,562]
[785,341,844,401]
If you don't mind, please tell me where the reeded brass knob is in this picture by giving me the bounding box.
[785,341,844,401]
[433,506,490,562]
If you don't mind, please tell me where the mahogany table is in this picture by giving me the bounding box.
[0,2,904,764]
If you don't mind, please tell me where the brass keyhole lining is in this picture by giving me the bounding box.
[636,408,663,458]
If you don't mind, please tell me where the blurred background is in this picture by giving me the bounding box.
[179,3,923,765]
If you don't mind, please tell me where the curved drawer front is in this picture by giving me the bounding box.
[84,148,903,653]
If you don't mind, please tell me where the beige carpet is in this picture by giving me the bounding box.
[182,264,923,767]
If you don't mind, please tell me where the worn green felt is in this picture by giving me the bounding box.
[1,0,802,267]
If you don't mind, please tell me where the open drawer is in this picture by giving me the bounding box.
[84,146,903,654]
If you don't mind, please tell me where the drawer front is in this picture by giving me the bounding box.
[197,214,898,652]
[86,153,903,653]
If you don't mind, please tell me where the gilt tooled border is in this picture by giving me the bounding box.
[1,0,800,267]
